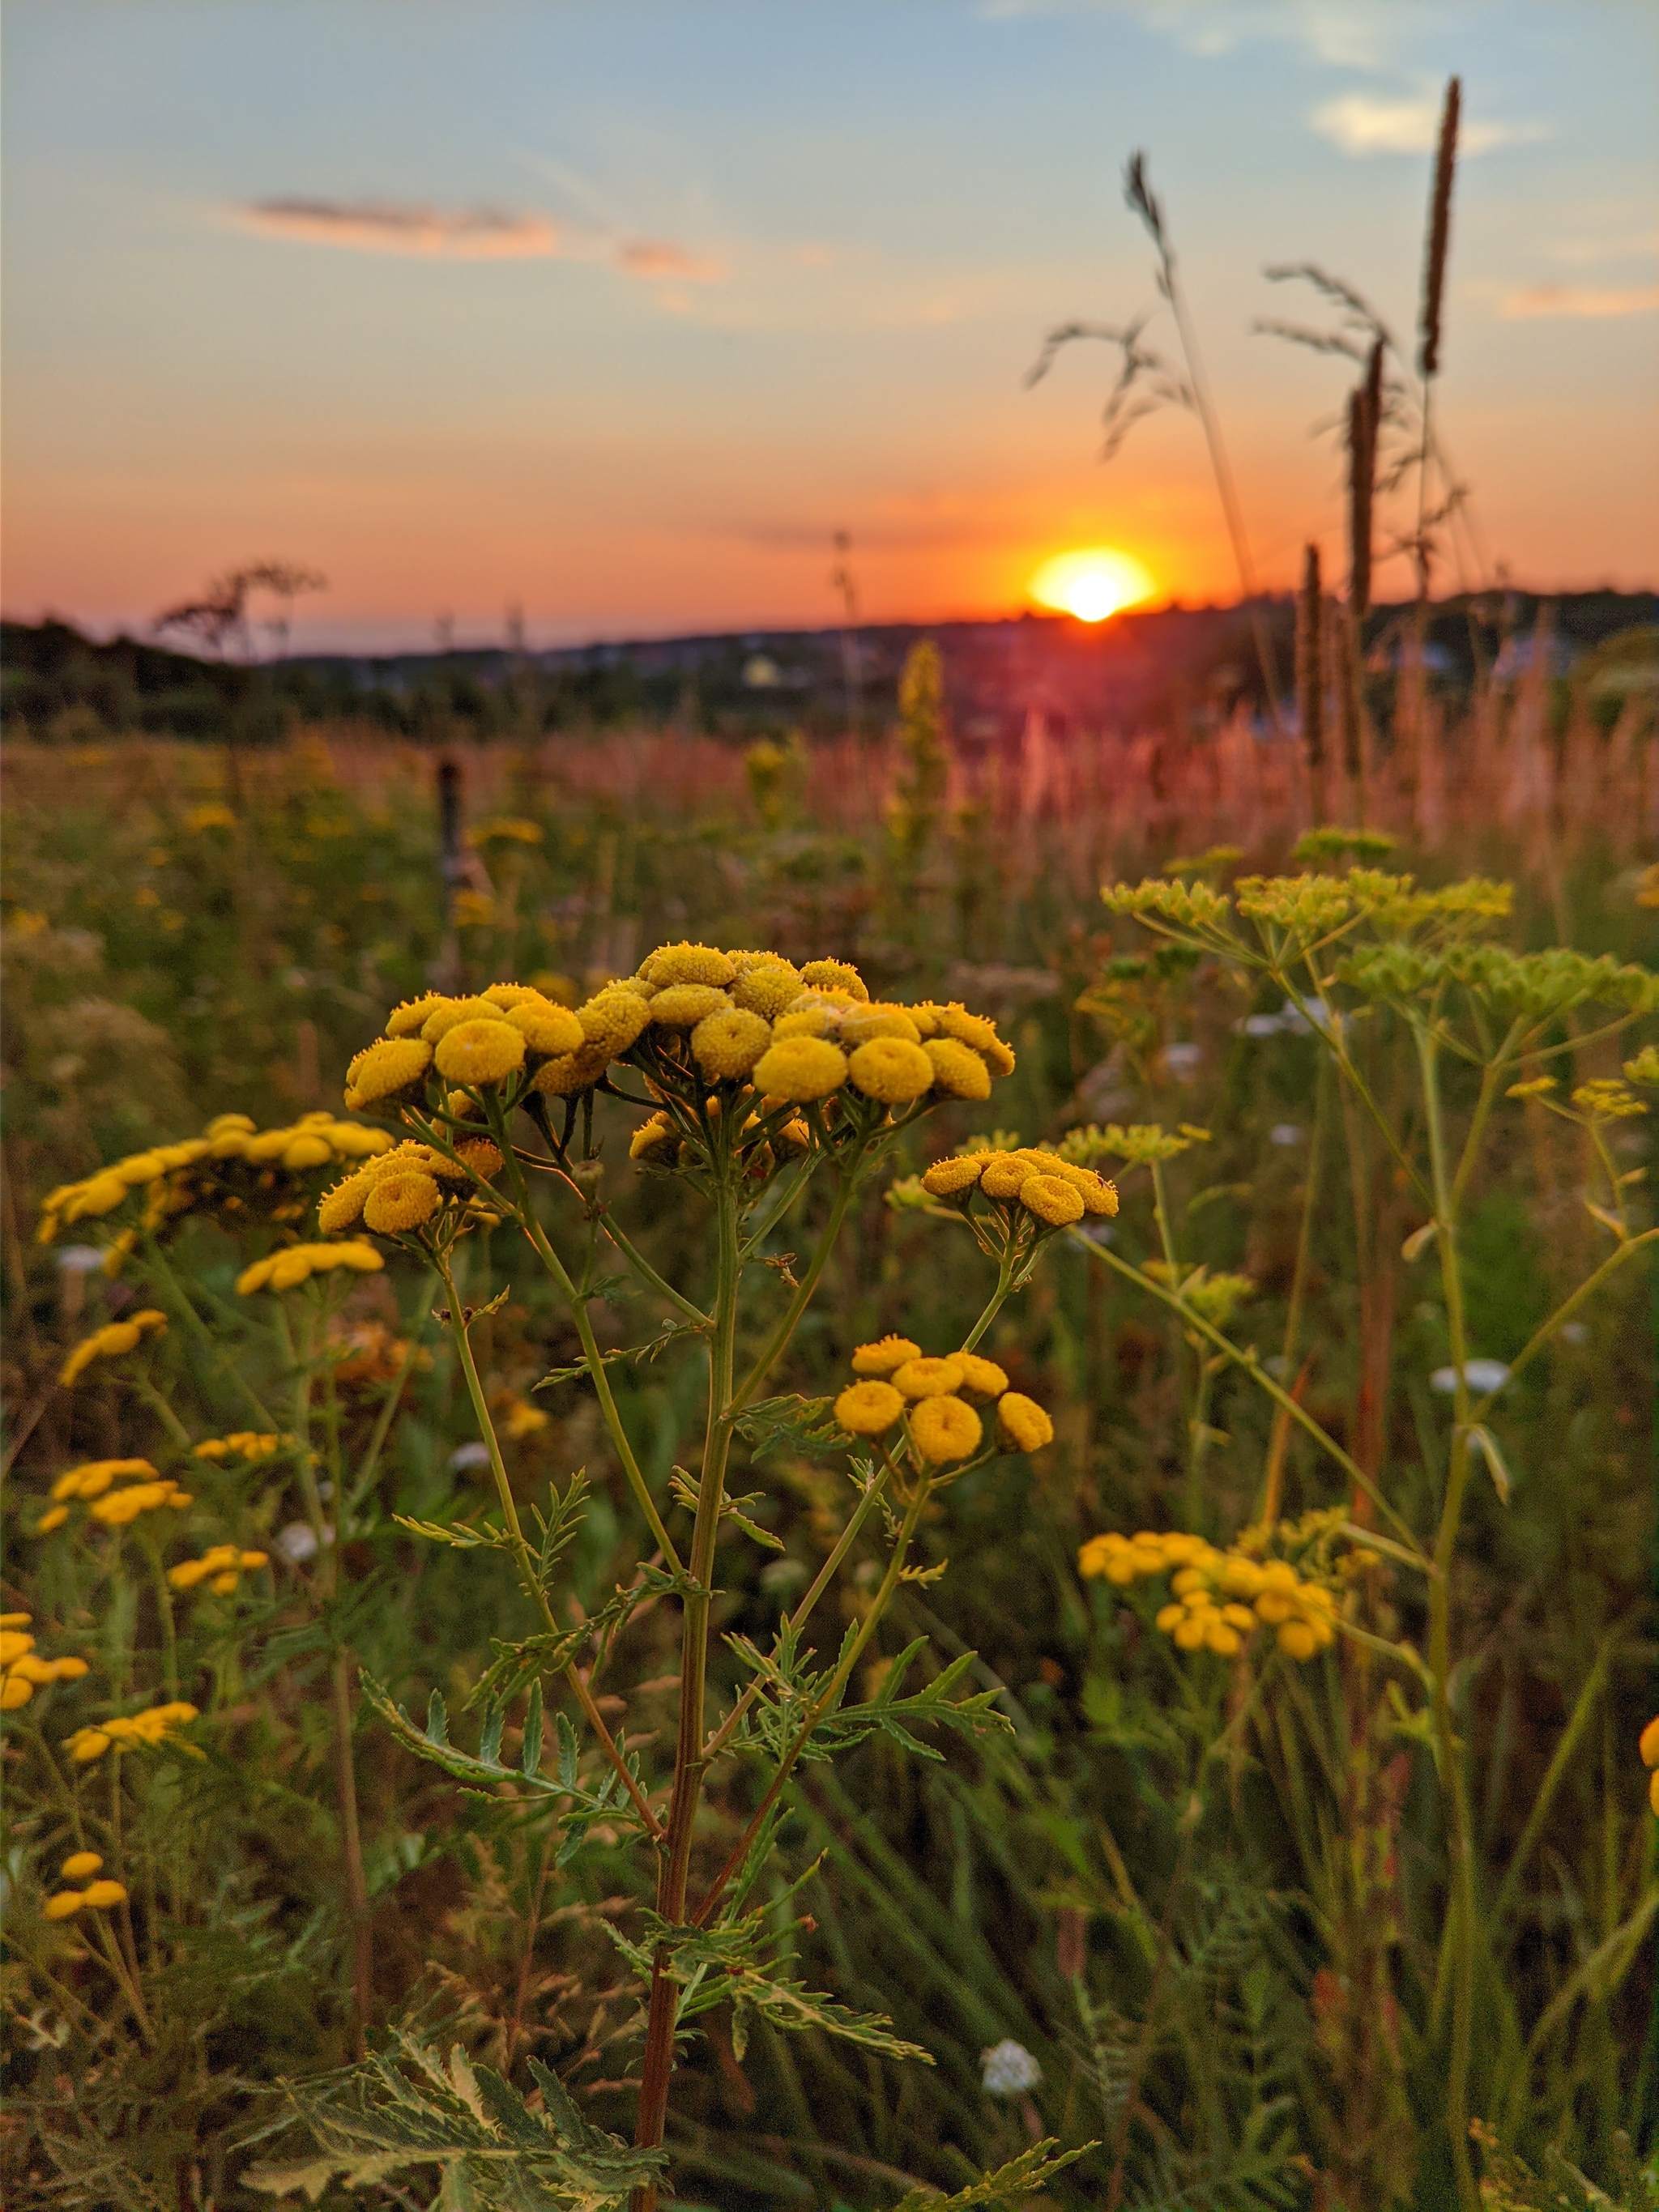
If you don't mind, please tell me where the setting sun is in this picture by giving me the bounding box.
[1030,547,1157,624]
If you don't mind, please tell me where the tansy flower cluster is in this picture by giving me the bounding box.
[35,1458,194,1534]
[38,1112,394,1248]
[1078,1529,1340,1660]
[168,1543,269,1595]
[834,1338,1056,1469]
[59,1310,167,1387]
[0,1615,90,1709]
[315,1137,505,1240]
[194,1432,286,1464]
[920,1147,1119,1228]
[43,1852,130,1920]
[339,951,1016,1142]
[236,1242,384,1295]
[66,1702,199,1764]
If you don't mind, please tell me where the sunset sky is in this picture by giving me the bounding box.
[4,0,1657,654]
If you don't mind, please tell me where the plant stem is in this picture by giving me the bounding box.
[331,1645,373,2057]
[702,1466,891,1764]
[690,1479,933,1935]
[434,1251,662,1839]
[1414,1019,1478,2212]
[729,1157,861,1417]
[1068,1230,1422,1553]
[633,1157,743,2206]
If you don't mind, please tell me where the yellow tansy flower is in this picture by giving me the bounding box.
[433,1019,526,1086]
[891,1356,965,1400]
[800,958,868,1000]
[953,1354,1009,1399]
[834,1379,906,1436]
[996,1393,1055,1451]
[692,1008,772,1079]
[909,1394,983,1464]
[504,996,586,1056]
[851,1336,922,1376]
[922,1153,990,1197]
[343,1037,433,1110]
[363,1170,442,1234]
[751,1036,847,1102]
[650,984,731,1029]
[848,1037,936,1105]
[1020,1174,1085,1226]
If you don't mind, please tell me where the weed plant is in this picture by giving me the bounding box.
[2,712,1654,2212]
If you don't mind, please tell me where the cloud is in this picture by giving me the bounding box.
[616,240,723,283]
[241,198,563,258]
[1500,283,1659,319]
[1311,92,1549,157]
[237,198,723,282]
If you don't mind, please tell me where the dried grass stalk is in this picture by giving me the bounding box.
[1297,544,1324,775]
[1418,77,1461,379]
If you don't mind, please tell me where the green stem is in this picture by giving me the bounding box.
[691,1477,932,1933]
[433,1250,662,1840]
[1414,1018,1478,2212]
[961,1245,1015,1353]
[702,1465,891,1764]
[343,1276,435,1522]
[729,1157,862,1418]
[633,1153,744,2204]
[599,1210,710,1327]
[481,1123,683,1571]
[1068,1230,1422,1554]
[1471,1227,1659,1418]
[139,1532,179,1703]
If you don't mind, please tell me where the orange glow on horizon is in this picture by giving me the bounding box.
[1029,547,1158,624]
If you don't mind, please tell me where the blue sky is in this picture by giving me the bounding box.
[4,0,1655,650]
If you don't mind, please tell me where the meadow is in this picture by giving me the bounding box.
[1,641,1655,2212]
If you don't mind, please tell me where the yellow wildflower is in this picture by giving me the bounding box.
[168,1543,268,1592]
[650,983,731,1029]
[922,1154,990,1197]
[504,995,585,1056]
[532,1043,613,1097]
[954,1354,1009,1398]
[386,993,446,1037]
[236,1242,383,1294]
[88,1479,192,1526]
[909,1394,983,1464]
[34,1506,70,1535]
[433,1018,526,1086]
[1020,1174,1085,1226]
[60,1851,103,1880]
[842,1004,923,1046]
[66,1701,199,1763]
[1572,1078,1646,1120]
[848,1037,936,1105]
[577,987,655,1057]
[891,1356,965,1400]
[51,1459,157,1502]
[1641,1716,1659,1768]
[979,1155,1034,1200]
[834,1379,906,1436]
[800,958,868,1000]
[630,1113,677,1161]
[922,1038,992,1101]
[343,1037,433,1110]
[318,1168,377,1234]
[59,1310,167,1386]
[643,941,736,989]
[996,1393,1054,1451]
[193,1432,283,1463]
[751,1036,847,1102]
[729,959,803,1017]
[692,1008,772,1079]
[363,1170,442,1234]
[419,995,497,1041]
[851,1336,922,1377]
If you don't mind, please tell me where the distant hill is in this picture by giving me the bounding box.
[4,590,1653,746]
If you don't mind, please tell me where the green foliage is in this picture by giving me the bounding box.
[243,2032,664,2207]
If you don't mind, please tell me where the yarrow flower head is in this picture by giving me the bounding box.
[980,2039,1043,2097]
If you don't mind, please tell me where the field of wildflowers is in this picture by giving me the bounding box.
[2,666,1656,2211]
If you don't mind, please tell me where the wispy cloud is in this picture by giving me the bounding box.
[616,240,723,282]
[1311,92,1549,157]
[241,199,562,258]
[237,197,722,280]
[1500,282,1659,319]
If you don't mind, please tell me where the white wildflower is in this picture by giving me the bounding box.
[980,2038,1042,2096]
